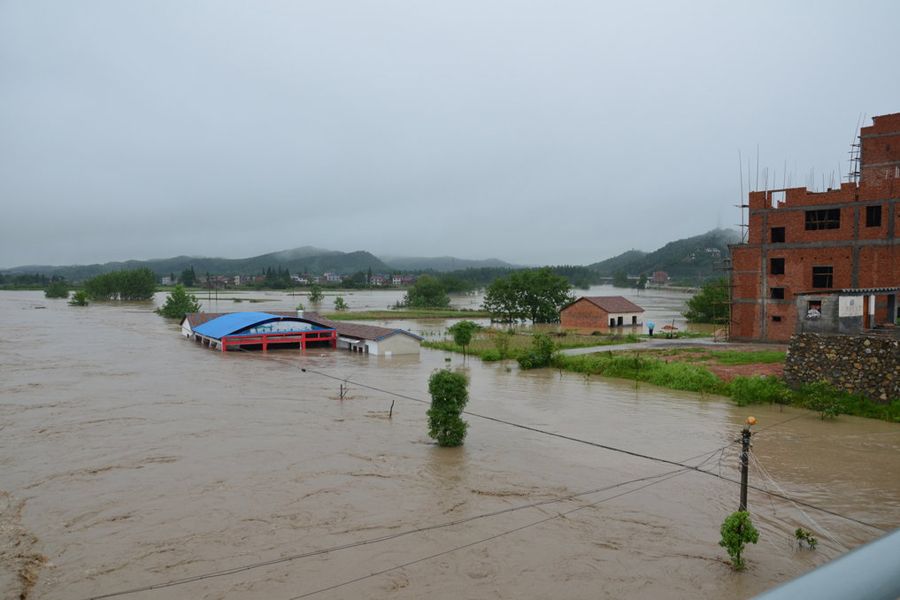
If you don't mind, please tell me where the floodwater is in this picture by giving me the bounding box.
[193,284,700,338]
[1,291,898,600]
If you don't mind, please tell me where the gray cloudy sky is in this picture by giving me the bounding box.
[2,0,899,268]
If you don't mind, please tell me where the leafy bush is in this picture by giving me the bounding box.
[719,511,759,570]
[44,280,70,298]
[427,370,469,447]
[68,290,89,306]
[479,349,502,361]
[796,381,843,419]
[728,376,791,406]
[517,333,556,369]
[333,296,348,311]
[156,285,202,319]
[795,527,817,550]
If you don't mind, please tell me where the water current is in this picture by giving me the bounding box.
[1,290,898,599]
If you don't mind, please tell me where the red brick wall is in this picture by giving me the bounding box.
[730,114,899,342]
[560,299,610,331]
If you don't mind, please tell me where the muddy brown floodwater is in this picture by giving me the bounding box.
[1,291,898,600]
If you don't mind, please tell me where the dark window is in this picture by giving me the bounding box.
[770,258,785,275]
[805,209,840,230]
[866,205,882,227]
[772,315,782,322]
[771,227,785,243]
[770,287,785,299]
[812,266,833,288]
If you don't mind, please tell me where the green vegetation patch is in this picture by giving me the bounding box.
[423,329,641,362]
[712,350,786,365]
[555,353,723,394]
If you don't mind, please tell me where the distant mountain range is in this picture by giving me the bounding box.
[3,229,739,283]
[587,228,741,282]
[1,247,518,281]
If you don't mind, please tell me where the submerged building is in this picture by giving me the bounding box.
[181,311,422,356]
[730,113,900,342]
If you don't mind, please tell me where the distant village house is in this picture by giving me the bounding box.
[560,296,645,331]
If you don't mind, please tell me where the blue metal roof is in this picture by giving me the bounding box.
[193,312,332,340]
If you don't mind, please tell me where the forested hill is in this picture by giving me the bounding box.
[588,228,741,282]
[3,248,392,281]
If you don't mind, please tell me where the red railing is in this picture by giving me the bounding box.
[221,329,336,352]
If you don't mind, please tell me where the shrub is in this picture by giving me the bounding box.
[797,381,843,419]
[795,528,817,550]
[427,370,469,447]
[719,510,759,570]
[68,290,89,306]
[479,349,502,361]
[45,280,70,298]
[333,296,348,311]
[728,376,791,406]
[517,333,556,370]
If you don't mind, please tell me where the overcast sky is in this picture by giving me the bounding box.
[2,1,899,268]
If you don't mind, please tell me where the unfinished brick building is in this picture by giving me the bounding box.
[730,112,900,342]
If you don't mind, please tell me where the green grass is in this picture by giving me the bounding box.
[554,353,898,422]
[712,350,786,365]
[554,353,724,394]
[324,309,491,320]
[422,330,642,361]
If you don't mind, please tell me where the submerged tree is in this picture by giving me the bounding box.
[307,284,324,304]
[333,296,348,311]
[483,268,572,324]
[447,320,481,357]
[403,275,450,308]
[719,510,759,570]
[156,284,202,319]
[68,290,89,306]
[44,280,70,299]
[427,369,469,447]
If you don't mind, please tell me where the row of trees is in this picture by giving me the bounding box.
[83,268,157,301]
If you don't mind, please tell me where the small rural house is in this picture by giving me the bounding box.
[560,296,645,331]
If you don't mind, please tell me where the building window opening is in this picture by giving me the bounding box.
[805,208,841,230]
[771,227,785,243]
[812,266,833,288]
[770,287,785,299]
[807,300,822,320]
[770,258,785,275]
[771,315,782,322]
[770,190,785,208]
[866,205,882,227]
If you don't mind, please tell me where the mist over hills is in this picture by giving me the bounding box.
[588,228,740,282]
[2,229,738,283]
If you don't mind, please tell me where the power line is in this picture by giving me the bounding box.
[82,463,707,600]
[288,467,694,600]
[236,350,882,530]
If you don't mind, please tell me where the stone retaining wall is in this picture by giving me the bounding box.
[784,333,900,402]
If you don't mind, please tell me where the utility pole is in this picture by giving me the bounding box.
[739,416,756,511]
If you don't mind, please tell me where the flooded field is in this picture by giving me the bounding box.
[2,291,898,599]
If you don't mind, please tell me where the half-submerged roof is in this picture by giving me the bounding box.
[192,312,332,340]
[563,296,645,313]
